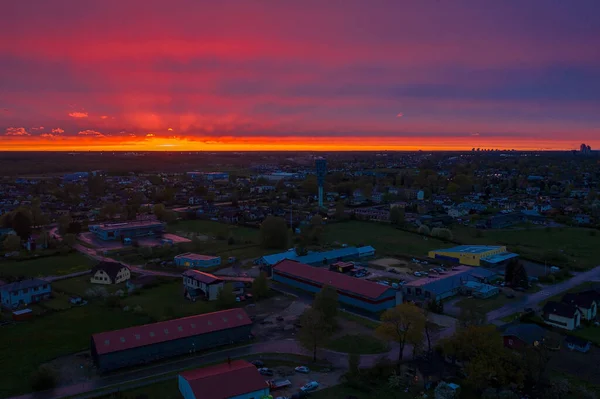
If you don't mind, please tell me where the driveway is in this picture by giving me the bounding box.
[488,265,600,321]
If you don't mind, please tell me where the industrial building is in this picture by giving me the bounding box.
[272,259,401,313]
[178,360,269,399]
[428,245,518,267]
[182,270,224,301]
[89,220,165,241]
[175,253,222,268]
[91,309,253,372]
[403,266,497,302]
[255,246,375,268]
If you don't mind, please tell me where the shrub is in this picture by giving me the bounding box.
[30,366,57,391]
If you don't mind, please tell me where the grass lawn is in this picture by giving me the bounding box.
[0,253,92,278]
[325,221,450,257]
[455,293,515,314]
[0,304,151,397]
[339,311,380,329]
[326,334,388,354]
[573,326,600,345]
[52,275,128,297]
[452,226,600,270]
[168,220,259,242]
[122,281,218,320]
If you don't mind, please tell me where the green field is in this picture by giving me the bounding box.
[0,304,151,397]
[122,281,217,321]
[455,294,516,315]
[452,226,600,270]
[168,220,259,242]
[324,221,450,257]
[339,311,381,329]
[539,282,597,306]
[326,334,388,354]
[0,253,93,278]
[310,384,414,399]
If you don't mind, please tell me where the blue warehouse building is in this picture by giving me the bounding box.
[89,220,165,241]
[91,308,253,372]
[255,246,376,268]
[272,260,401,313]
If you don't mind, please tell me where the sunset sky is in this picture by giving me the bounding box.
[1,0,599,151]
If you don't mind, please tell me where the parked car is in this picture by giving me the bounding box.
[414,272,422,277]
[295,366,310,374]
[250,360,265,368]
[300,381,319,392]
[258,368,274,376]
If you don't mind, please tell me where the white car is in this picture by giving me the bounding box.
[414,271,422,277]
[300,381,319,392]
[295,366,310,373]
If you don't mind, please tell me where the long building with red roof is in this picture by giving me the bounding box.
[91,308,253,372]
[272,259,402,313]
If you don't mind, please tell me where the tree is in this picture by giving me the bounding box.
[2,234,21,252]
[307,214,325,244]
[376,304,425,368]
[30,366,57,391]
[313,285,339,330]
[58,214,72,236]
[259,216,288,249]
[153,204,167,221]
[431,228,453,241]
[505,259,529,288]
[297,308,332,362]
[334,202,346,220]
[63,233,77,248]
[36,230,50,248]
[347,352,360,376]
[11,210,32,240]
[418,224,430,235]
[251,272,270,300]
[216,284,236,310]
[458,306,487,329]
[390,207,405,226]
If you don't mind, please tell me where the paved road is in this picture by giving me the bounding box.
[488,265,600,321]
[7,337,409,399]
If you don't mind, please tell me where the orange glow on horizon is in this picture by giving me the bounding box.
[0,135,593,152]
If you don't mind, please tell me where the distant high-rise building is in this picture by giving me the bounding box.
[315,157,327,207]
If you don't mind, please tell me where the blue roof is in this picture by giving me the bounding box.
[437,245,502,254]
[260,246,368,266]
[482,252,519,264]
[296,247,359,265]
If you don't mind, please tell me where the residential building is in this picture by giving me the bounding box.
[175,253,222,269]
[178,360,269,399]
[91,309,253,372]
[403,266,497,302]
[89,220,165,241]
[0,279,51,309]
[561,291,599,320]
[542,301,581,330]
[502,323,546,350]
[272,259,402,313]
[182,270,224,301]
[428,245,517,267]
[91,261,131,285]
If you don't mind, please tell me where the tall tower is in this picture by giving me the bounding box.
[315,157,327,207]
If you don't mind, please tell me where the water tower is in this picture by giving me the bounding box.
[315,157,327,207]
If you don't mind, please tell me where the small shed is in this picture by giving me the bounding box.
[12,308,33,321]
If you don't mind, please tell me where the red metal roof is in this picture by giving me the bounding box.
[182,269,223,284]
[274,259,391,299]
[92,308,251,355]
[180,360,268,399]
